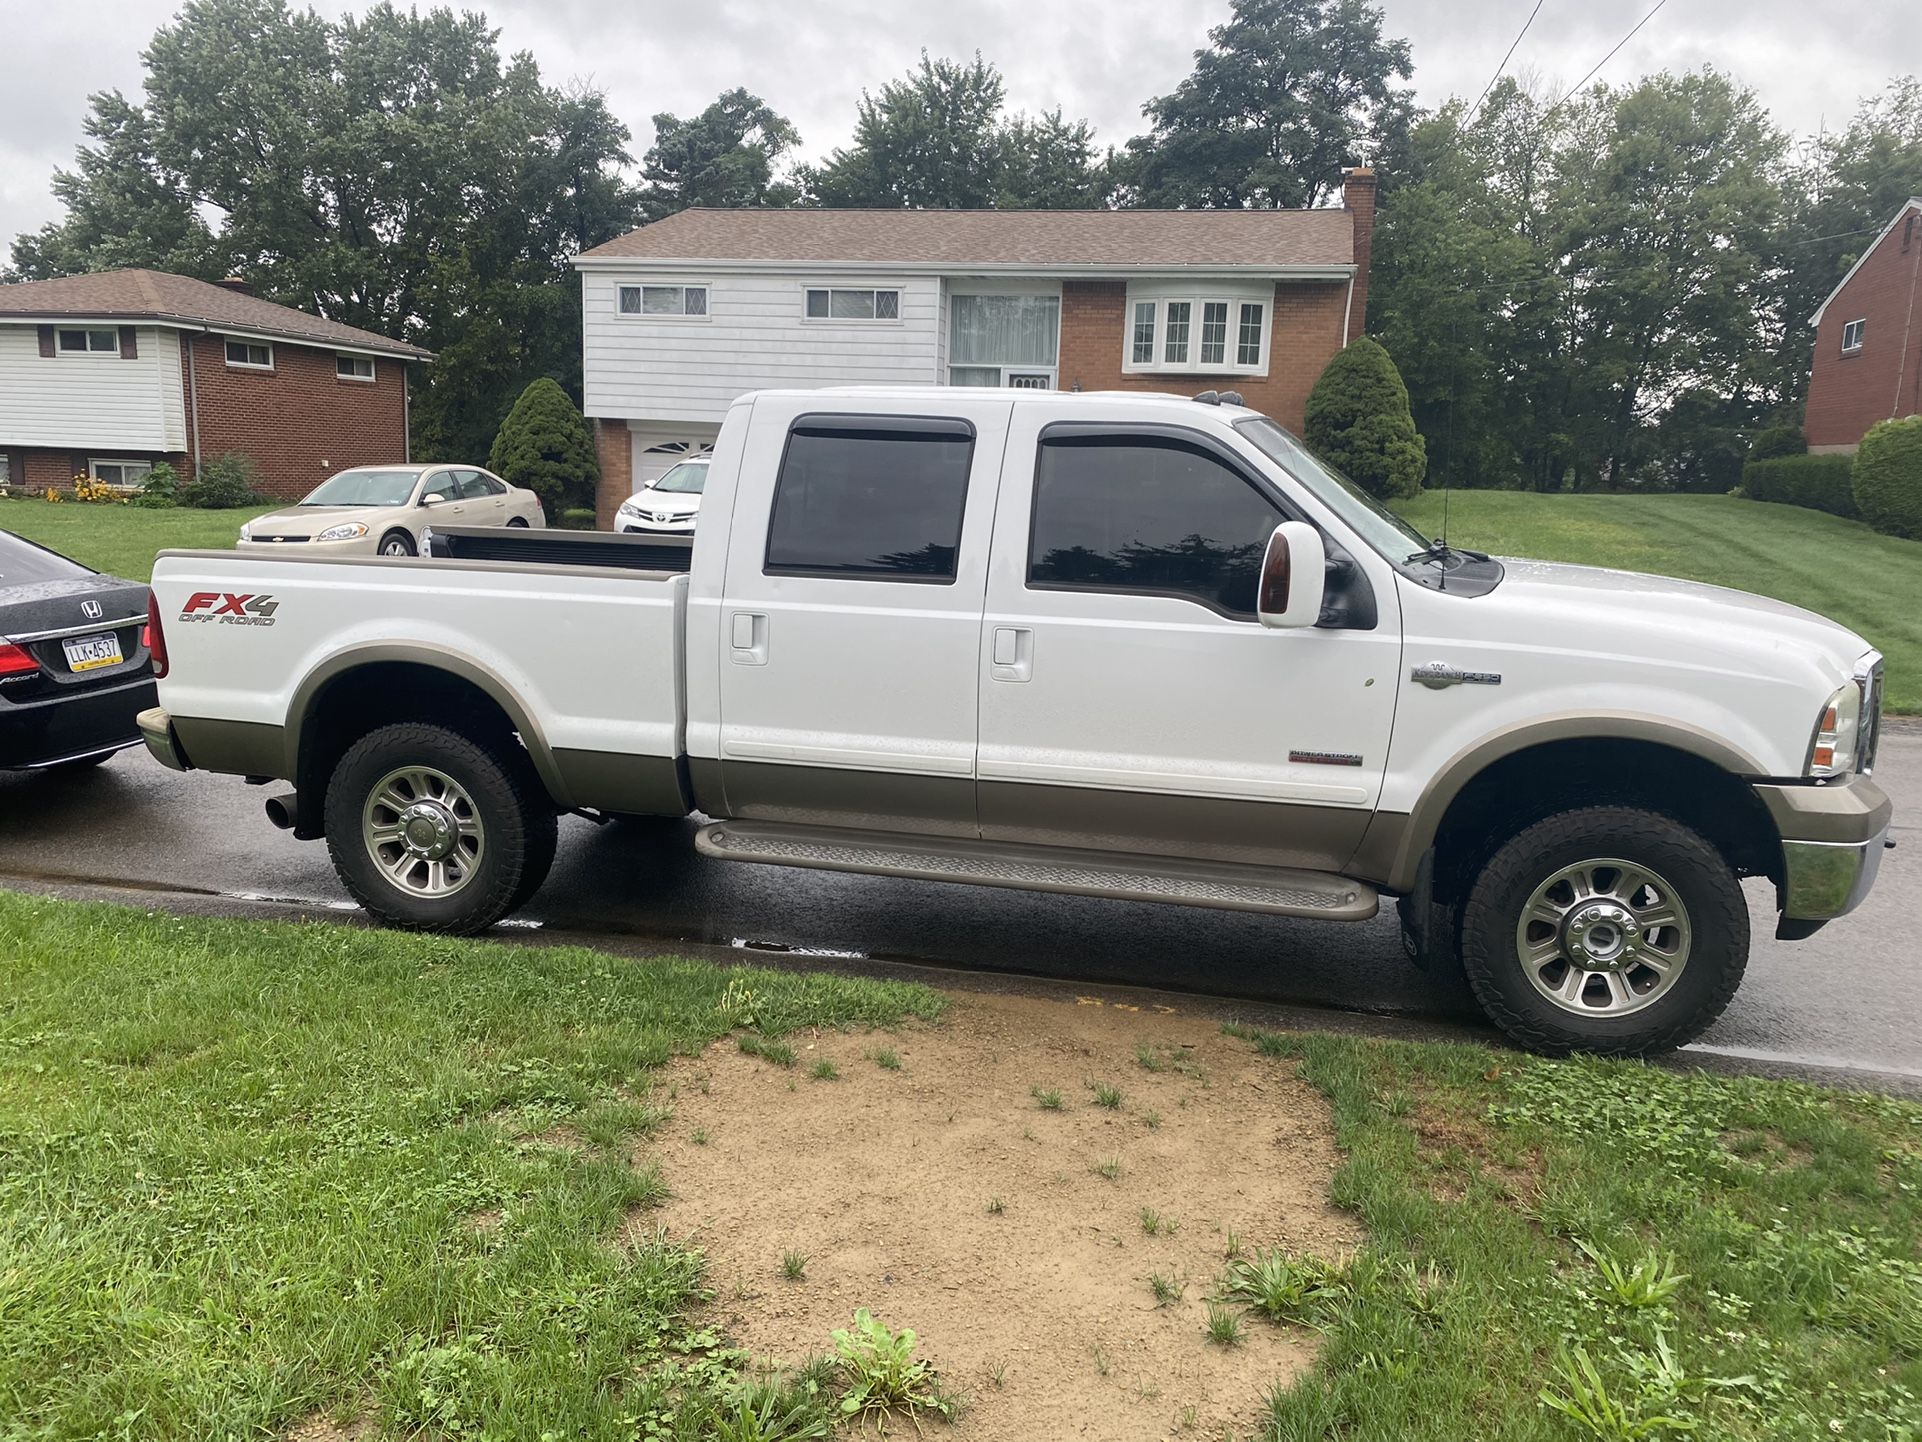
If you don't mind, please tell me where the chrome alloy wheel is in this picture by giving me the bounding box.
[1514,858,1692,1017]
[362,766,485,898]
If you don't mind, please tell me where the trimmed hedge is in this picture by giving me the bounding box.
[1853,416,1922,539]
[1741,454,1857,518]
[1748,423,1805,461]
[1304,336,1427,501]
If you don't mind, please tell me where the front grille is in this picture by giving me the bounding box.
[255,535,311,544]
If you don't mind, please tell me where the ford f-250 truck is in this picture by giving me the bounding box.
[136,388,1891,1055]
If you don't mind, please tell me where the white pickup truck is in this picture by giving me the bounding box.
[137,388,1891,1055]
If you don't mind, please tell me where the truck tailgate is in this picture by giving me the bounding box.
[150,549,688,772]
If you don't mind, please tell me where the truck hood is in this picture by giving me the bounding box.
[1494,558,1872,679]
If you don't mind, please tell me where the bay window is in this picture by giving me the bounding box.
[1123,286,1271,376]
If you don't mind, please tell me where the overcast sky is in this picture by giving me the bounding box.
[1,0,1914,242]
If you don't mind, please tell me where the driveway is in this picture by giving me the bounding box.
[1,732,1915,1084]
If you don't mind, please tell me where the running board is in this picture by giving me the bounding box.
[694,820,1377,920]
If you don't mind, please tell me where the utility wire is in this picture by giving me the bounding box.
[1466,0,1549,126]
[1550,0,1670,111]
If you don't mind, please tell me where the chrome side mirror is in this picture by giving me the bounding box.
[1257,521,1327,629]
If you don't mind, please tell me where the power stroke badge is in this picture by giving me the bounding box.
[179,592,280,627]
[1410,660,1501,690]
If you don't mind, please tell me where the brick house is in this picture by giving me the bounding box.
[573,171,1378,525]
[0,268,432,498]
[1805,197,1922,453]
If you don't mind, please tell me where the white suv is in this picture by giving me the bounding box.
[614,458,707,534]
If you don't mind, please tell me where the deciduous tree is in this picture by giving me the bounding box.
[637,89,802,221]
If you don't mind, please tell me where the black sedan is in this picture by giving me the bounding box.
[0,528,157,771]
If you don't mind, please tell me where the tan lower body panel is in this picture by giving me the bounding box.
[717,761,977,838]
[170,715,289,778]
[550,749,687,817]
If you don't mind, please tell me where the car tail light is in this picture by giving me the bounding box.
[0,642,38,677]
[144,592,169,679]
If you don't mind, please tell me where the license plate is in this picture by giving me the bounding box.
[62,632,123,672]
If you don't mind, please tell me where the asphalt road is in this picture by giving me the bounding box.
[1,733,1916,1084]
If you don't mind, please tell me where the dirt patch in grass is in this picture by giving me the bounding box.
[1413,1101,1541,1203]
[283,1414,371,1441]
[638,992,1361,1441]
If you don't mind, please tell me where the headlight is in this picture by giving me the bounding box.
[617,497,641,517]
[316,522,369,542]
[1806,681,1864,776]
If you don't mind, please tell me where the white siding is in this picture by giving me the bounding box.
[0,324,185,451]
[581,271,942,423]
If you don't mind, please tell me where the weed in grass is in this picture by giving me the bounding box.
[1178,1404,1199,1431]
[782,1249,809,1281]
[989,1359,1008,1389]
[1091,1343,1112,1377]
[832,1309,955,1427]
[1224,1247,1344,1325]
[869,1048,902,1071]
[1137,1042,1166,1072]
[1135,1381,1161,1403]
[810,1058,839,1082]
[1204,1302,1244,1346]
[986,1196,1005,1215]
[1021,1124,1036,1142]
[691,1127,710,1146]
[1149,1271,1185,1306]
[1140,1110,1162,1130]
[1576,1239,1689,1309]
[1223,1229,1243,1261]
[1093,1155,1123,1181]
[711,1375,832,1442]
[1091,1081,1123,1109]
[1032,1086,1065,1110]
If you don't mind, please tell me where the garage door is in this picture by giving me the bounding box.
[629,428,719,495]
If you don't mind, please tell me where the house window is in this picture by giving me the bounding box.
[89,458,153,488]
[1123,291,1270,376]
[618,284,708,317]
[1841,319,1866,354]
[336,355,375,381]
[948,292,1059,388]
[225,339,272,369]
[0,453,9,488]
[57,328,118,354]
[804,288,900,321]
[765,416,974,582]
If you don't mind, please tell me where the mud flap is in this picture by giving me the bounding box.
[1396,847,1459,972]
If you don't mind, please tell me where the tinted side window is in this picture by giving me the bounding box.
[0,530,91,584]
[765,417,974,582]
[1029,436,1281,618]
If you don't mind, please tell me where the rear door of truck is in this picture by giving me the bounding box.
[712,394,1014,834]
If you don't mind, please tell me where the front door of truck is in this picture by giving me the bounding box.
[975,416,1402,871]
[715,395,1012,835]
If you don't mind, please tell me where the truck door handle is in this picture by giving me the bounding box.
[990,626,1033,682]
[730,611,769,666]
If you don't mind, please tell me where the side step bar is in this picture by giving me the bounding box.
[694,820,1378,921]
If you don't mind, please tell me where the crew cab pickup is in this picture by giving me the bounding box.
[137,388,1891,1055]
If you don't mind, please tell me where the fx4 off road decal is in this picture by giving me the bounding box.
[180,592,280,627]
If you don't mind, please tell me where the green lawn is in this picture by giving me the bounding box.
[1397,491,1922,711]
[0,499,273,582]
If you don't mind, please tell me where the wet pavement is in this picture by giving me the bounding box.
[1,732,1916,1089]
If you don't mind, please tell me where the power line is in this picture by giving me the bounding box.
[1466,0,1549,126]
[1550,0,1671,111]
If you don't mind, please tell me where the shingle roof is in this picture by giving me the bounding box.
[578,207,1356,270]
[0,269,433,359]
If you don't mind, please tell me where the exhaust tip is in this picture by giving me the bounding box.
[263,792,298,831]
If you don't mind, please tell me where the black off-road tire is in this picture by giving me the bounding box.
[1460,806,1748,1057]
[324,722,556,933]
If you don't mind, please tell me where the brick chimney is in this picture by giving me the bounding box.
[1342,167,1378,341]
[213,276,255,296]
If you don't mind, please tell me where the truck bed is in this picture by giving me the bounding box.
[425,525,694,573]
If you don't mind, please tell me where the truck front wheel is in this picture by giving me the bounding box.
[324,722,557,934]
[1459,806,1747,1056]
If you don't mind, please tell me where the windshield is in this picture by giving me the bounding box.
[299,469,420,507]
[649,462,707,495]
[1233,416,1431,561]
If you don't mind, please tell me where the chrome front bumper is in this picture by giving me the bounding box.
[1754,774,1892,921]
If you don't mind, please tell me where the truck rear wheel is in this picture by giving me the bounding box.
[324,722,556,934]
[1459,806,1747,1056]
